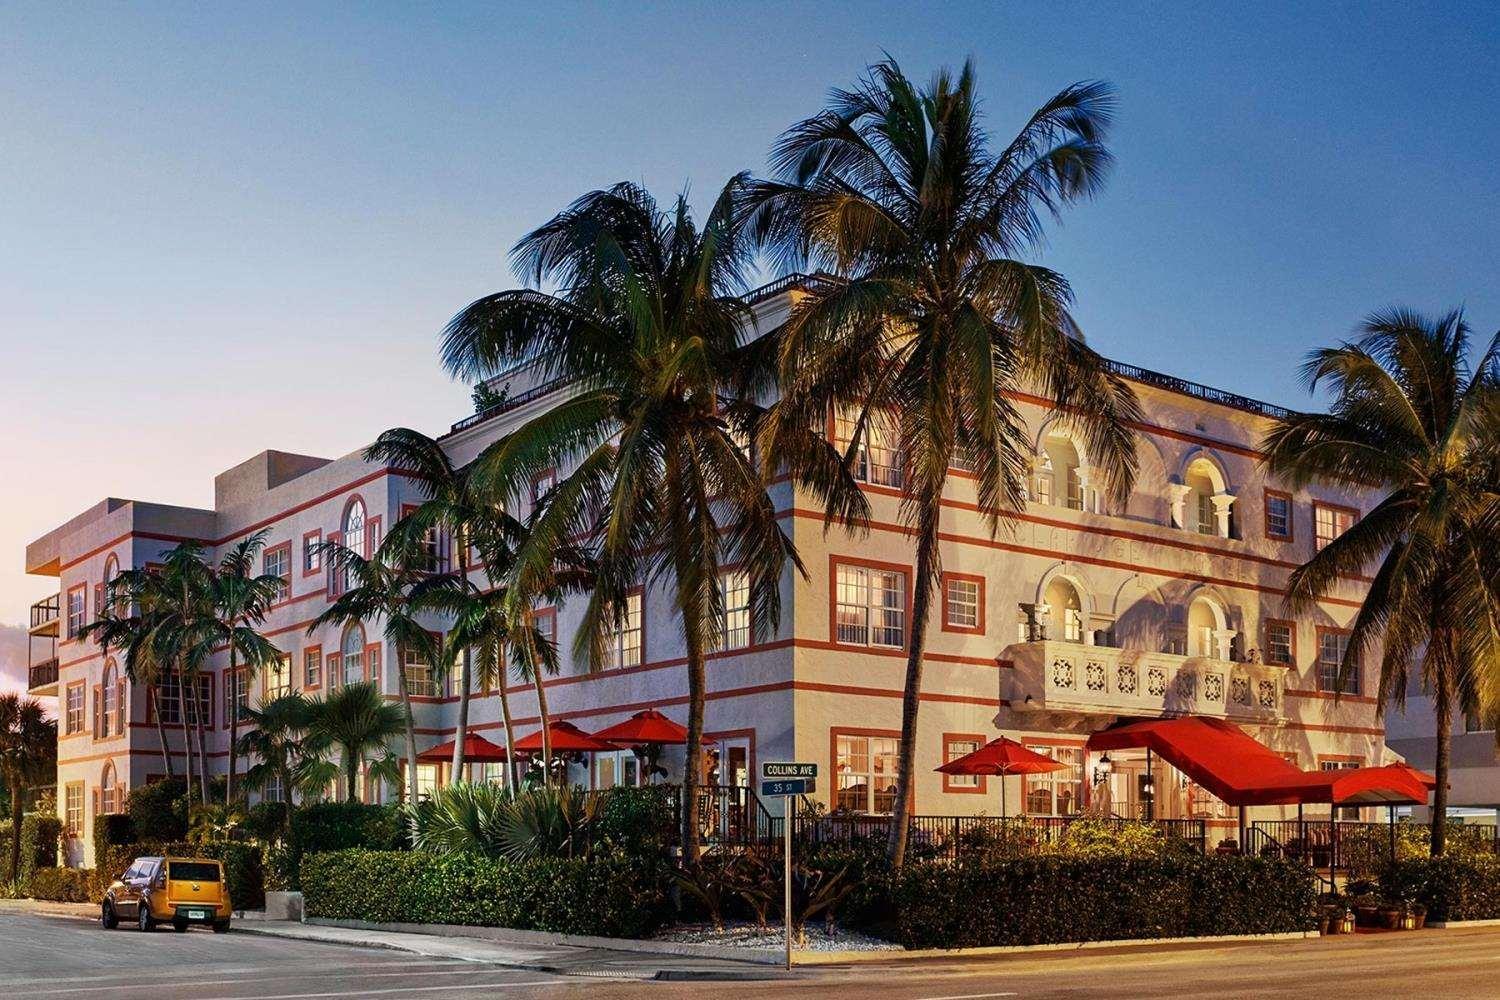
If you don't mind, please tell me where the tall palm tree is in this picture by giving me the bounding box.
[304,682,404,802]
[0,693,56,884]
[440,179,856,858]
[237,693,325,838]
[743,58,1141,866]
[81,574,174,779]
[195,532,284,806]
[365,428,484,777]
[1263,308,1500,855]
[310,537,442,804]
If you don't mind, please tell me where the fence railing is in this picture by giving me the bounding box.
[30,595,59,631]
[1250,820,1500,877]
[28,657,59,690]
[794,813,1207,860]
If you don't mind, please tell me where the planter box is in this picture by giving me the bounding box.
[264,891,304,922]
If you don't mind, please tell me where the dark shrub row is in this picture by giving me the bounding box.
[90,840,265,910]
[892,855,1316,949]
[0,815,62,884]
[301,849,670,939]
[29,866,92,903]
[1381,856,1500,922]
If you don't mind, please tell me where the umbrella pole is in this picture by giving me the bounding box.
[1389,804,1396,861]
[1000,768,1007,820]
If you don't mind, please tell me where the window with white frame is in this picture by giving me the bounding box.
[833,407,904,488]
[835,734,900,813]
[719,569,750,650]
[530,469,557,509]
[303,648,322,689]
[1265,622,1294,666]
[1196,491,1217,535]
[604,592,643,669]
[834,563,906,648]
[64,783,83,838]
[66,587,85,639]
[1265,492,1292,539]
[303,531,322,574]
[943,736,981,789]
[263,654,291,701]
[65,684,84,735]
[155,672,181,726]
[98,762,120,815]
[225,669,251,724]
[1023,745,1083,816]
[264,545,290,602]
[1314,504,1355,551]
[403,642,439,697]
[414,763,439,802]
[344,499,367,557]
[1316,630,1360,694]
[944,576,981,631]
[342,623,366,686]
[97,662,122,738]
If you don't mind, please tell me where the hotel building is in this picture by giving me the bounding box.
[24,276,1390,866]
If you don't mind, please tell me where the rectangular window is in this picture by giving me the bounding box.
[327,654,341,689]
[605,591,643,669]
[302,530,322,576]
[263,543,291,603]
[834,560,907,649]
[1265,621,1295,667]
[530,469,557,509]
[403,642,438,697]
[225,668,250,725]
[367,645,382,687]
[64,782,84,838]
[402,504,446,573]
[1024,744,1084,816]
[833,408,904,488]
[1066,466,1085,511]
[66,586,86,640]
[414,763,439,802]
[834,733,900,814]
[64,683,85,735]
[303,647,323,689]
[941,574,983,634]
[719,569,750,650]
[263,654,291,701]
[1314,503,1356,551]
[1196,491,1217,535]
[155,672,182,726]
[1316,629,1360,695]
[1321,758,1363,819]
[1264,490,1292,540]
[943,735,983,791]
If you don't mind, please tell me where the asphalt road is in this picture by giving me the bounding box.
[4,910,1500,999]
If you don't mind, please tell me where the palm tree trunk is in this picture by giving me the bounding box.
[452,545,473,779]
[496,639,519,799]
[396,664,420,807]
[1432,640,1453,857]
[8,781,23,886]
[885,520,939,869]
[147,686,174,779]
[227,647,239,805]
[681,602,708,863]
[532,662,552,788]
[345,749,359,803]
[195,696,211,806]
[181,664,198,805]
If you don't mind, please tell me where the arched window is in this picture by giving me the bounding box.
[1043,578,1085,643]
[344,498,367,557]
[101,555,122,614]
[1179,455,1233,537]
[99,660,123,737]
[1036,435,1086,511]
[1186,594,1233,659]
[342,623,367,686]
[99,761,119,815]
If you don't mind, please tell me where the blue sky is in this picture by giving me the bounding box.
[0,2,1496,644]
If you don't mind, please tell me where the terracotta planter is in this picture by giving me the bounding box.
[1354,905,1380,927]
[1378,908,1401,930]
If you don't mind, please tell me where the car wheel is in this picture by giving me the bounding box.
[137,901,154,933]
[100,902,117,930]
[211,919,231,934]
[172,919,188,933]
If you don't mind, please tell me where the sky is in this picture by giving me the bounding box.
[1,3,1497,690]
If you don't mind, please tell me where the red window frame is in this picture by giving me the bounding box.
[263,541,292,606]
[941,732,988,794]
[1264,618,1297,667]
[303,644,323,691]
[1263,488,1293,541]
[828,555,913,651]
[939,572,986,635]
[302,529,323,578]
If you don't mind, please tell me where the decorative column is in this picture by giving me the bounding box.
[1076,465,1099,513]
[1167,483,1192,528]
[1212,628,1238,662]
[1210,492,1236,538]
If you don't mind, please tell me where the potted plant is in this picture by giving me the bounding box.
[1406,901,1427,930]
[1215,837,1239,856]
[1350,891,1381,927]
[1377,901,1402,930]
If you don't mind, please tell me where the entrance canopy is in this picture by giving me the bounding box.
[1085,716,1433,807]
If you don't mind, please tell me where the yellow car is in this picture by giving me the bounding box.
[100,856,232,933]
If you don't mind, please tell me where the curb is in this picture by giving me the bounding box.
[1425,918,1500,928]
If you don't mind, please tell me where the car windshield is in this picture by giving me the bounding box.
[167,862,220,882]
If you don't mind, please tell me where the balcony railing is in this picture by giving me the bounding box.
[30,595,59,632]
[1004,640,1285,724]
[28,658,59,691]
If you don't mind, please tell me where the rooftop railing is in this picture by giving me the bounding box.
[30,595,59,630]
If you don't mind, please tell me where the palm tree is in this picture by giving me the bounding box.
[304,682,404,802]
[310,537,441,804]
[364,428,484,777]
[1263,308,1500,855]
[191,532,285,806]
[743,58,1141,866]
[81,573,175,779]
[0,693,56,884]
[238,693,324,838]
[440,180,855,858]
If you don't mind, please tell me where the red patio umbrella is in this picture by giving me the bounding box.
[417,732,512,764]
[512,720,621,754]
[936,736,1067,818]
[592,709,689,746]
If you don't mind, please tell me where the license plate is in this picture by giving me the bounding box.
[185,909,208,921]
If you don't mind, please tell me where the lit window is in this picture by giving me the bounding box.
[1265,622,1294,666]
[64,783,83,838]
[1321,758,1362,819]
[943,576,981,631]
[414,763,439,802]
[263,545,290,603]
[835,734,900,814]
[263,654,291,701]
[303,648,322,689]
[1316,631,1359,694]
[944,737,981,789]
[66,587,86,640]
[65,684,85,735]
[605,592,643,669]
[1024,745,1083,816]
[1265,492,1292,540]
[1314,504,1356,551]
[719,570,750,650]
[342,624,366,686]
[403,642,438,697]
[1196,492,1217,535]
[834,408,904,488]
[835,563,906,648]
[225,668,251,723]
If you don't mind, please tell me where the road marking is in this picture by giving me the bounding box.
[23,967,529,995]
[197,981,566,1000]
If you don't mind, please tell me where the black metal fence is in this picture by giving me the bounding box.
[1250,819,1500,877]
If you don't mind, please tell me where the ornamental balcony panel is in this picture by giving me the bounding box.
[1003,640,1284,725]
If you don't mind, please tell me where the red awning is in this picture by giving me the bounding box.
[512,720,620,753]
[1085,716,1433,807]
[592,709,689,746]
[417,732,512,763]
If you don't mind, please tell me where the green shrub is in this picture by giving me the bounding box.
[891,855,1315,949]
[1381,856,1500,922]
[244,801,289,843]
[301,849,670,938]
[594,786,675,853]
[272,800,403,891]
[263,844,297,892]
[29,866,92,903]
[0,815,62,884]
[92,813,135,857]
[125,779,189,841]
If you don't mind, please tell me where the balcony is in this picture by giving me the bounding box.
[29,595,59,637]
[1003,640,1285,725]
[28,657,59,696]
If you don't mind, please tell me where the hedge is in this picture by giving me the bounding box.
[30,866,92,903]
[1381,856,1500,922]
[301,849,670,938]
[892,855,1316,949]
[271,801,403,891]
[0,815,62,885]
[91,839,265,910]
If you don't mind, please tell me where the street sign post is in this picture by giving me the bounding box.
[761,761,818,970]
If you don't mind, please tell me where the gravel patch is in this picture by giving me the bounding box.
[657,921,902,952]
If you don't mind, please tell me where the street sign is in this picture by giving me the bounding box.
[759,777,815,797]
[762,761,817,780]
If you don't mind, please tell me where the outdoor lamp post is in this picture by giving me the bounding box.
[1093,753,1113,785]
